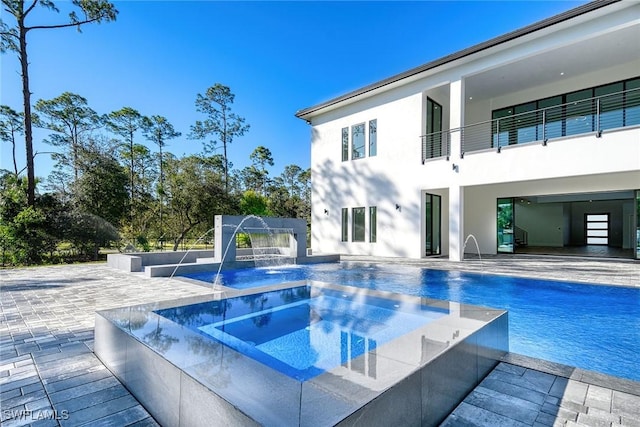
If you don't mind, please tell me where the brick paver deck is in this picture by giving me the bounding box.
[1,264,212,427]
[442,357,640,427]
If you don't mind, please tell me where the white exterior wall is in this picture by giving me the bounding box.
[306,2,640,259]
[311,100,639,258]
[458,130,640,186]
[311,90,429,258]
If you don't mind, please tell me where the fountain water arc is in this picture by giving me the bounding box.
[462,234,482,263]
[169,227,215,279]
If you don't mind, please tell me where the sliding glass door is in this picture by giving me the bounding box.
[497,198,514,253]
[425,193,441,256]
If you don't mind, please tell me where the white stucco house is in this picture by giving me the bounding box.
[296,0,640,261]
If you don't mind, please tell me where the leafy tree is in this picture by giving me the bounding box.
[118,142,158,238]
[190,84,249,193]
[163,155,237,251]
[64,211,120,261]
[0,173,60,265]
[249,145,273,194]
[239,190,270,216]
[298,167,311,220]
[105,106,144,223]
[281,164,302,198]
[0,0,117,206]
[73,145,128,227]
[204,153,228,176]
[266,181,296,219]
[43,167,73,204]
[237,165,262,193]
[266,165,311,222]
[0,105,23,177]
[250,145,274,169]
[141,115,180,243]
[35,92,102,181]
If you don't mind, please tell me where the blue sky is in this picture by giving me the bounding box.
[1,0,587,183]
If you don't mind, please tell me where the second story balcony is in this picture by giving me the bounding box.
[422,85,640,163]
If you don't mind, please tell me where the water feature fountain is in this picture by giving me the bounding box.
[106,215,339,277]
[212,215,282,287]
[240,226,295,267]
[462,234,482,262]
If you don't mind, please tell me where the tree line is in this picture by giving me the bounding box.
[0,1,309,266]
[0,87,310,265]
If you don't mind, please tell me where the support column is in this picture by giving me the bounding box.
[449,79,463,157]
[448,79,465,261]
[449,184,464,261]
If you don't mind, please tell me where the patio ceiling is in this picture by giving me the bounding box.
[465,22,640,101]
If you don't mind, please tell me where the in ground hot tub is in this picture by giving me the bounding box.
[95,281,507,426]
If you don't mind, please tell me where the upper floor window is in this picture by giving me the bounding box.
[352,123,365,160]
[491,76,640,148]
[369,119,377,157]
[341,127,349,162]
[627,78,640,126]
[340,120,376,162]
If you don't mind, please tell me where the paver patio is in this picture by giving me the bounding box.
[1,258,639,426]
[1,264,212,427]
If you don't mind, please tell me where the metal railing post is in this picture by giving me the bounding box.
[596,98,602,137]
[542,109,547,146]
[496,119,501,153]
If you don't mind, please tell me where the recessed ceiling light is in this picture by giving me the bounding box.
[560,72,565,76]
[469,96,473,100]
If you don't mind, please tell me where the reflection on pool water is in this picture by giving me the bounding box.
[155,285,447,381]
[181,262,640,382]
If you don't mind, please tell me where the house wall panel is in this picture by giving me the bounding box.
[307,1,640,260]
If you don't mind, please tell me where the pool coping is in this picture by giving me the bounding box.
[340,255,640,289]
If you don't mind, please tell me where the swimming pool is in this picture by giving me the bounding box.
[182,262,640,382]
[155,285,447,381]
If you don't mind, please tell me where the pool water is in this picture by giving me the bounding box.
[156,284,447,381]
[182,263,640,382]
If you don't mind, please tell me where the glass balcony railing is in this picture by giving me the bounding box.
[459,87,640,156]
